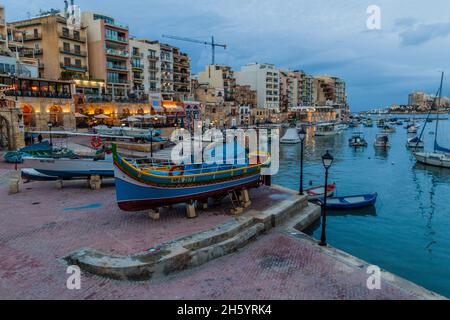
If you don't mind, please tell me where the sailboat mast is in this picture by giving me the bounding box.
[433,71,444,152]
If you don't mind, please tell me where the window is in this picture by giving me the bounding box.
[62,27,69,37]
[74,59,82,68]
[63,42,70,52]
[64,57,71,66]
[34,28,39,38]
[74,45,81,54]
[73,30,80,40]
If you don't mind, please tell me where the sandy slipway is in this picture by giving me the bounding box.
[0,171,445,299]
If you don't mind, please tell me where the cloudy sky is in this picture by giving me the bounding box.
[4,0,450,111]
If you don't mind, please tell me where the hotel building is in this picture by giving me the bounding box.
[236,63,280,112]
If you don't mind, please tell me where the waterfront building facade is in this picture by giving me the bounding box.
[9,13,89,80]
[197,64,235,103]
[236,63,280,112]
[82,12,131,100]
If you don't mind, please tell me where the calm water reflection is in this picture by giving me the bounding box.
[273,117,450,297]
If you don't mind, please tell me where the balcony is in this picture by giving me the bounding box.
[60,47,87,57]
[132,64,143,70]
[105,34,128,44]
[19,48,43,57]
[5,90,71,99]
[107,78,129,85]
[148,65,158,71]
[105,48,129,58]
[59,31,86,42]
[106,63,128,72]
[148,55,159,61]
[104,20,129,30]
[60,63,88,72]
[22,33,42,41]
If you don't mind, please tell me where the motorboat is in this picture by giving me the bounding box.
[374,133,390,148]
[348,132,368,147]
[415,152,450,168]
[381,125,396,133]
[406,137,424,149]
[93,125,123,136]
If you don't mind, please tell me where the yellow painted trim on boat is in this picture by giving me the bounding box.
[121,156,270,180]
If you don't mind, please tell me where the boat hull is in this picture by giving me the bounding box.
[21,156,114,179]
[415,152,450,168]
[114,167,261,211]
[325,193,377,210]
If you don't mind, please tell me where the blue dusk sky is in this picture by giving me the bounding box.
[3,0,450,111]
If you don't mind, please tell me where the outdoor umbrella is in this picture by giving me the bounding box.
[74,112,88,118]
[94,114,110,119]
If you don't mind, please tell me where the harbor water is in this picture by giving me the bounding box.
[273,117,450,297]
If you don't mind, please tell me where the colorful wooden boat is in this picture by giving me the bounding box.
[322,193,378,210]
[305,183,336,200]
[112,144,269,211]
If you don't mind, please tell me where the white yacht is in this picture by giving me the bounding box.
[280,128,301,144]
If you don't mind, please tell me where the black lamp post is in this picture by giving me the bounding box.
[319,150,334,247]
[47,121,53,146]
[298,127,306,195]
[149,127,154,158]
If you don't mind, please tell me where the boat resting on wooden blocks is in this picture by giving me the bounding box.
[112,144,270,211]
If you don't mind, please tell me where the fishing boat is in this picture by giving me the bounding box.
[348,132,368,147]
[336,124,349,130]
[280,128,301,144]
[21,152,114,181]
[364,120,373,128]
[305,183,336,200]
[396,120,403,126]
[381,125,396,133]
[414,72,450,168]
[314,123,341,136]
[112,144,269,211]
[377,119,385,128]
[406,137,424,149]
[374,133,390,148]
[322,193,377,210]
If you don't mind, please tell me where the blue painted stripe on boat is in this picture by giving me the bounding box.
[115,174,260,203]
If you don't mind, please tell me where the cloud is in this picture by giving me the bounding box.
[394,17,418,28]
[399,21,450,46]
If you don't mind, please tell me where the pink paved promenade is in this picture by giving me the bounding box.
[0,174,435,300]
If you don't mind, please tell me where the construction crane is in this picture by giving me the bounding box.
[162,35,226,65]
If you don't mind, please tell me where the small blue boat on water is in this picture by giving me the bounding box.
[322,193,378,210]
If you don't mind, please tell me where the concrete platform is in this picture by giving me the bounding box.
[0,168,444,300]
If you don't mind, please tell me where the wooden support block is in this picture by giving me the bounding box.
[197,199,208,210]
[241,189,251,208]
[148,209,160,220]
[8,178,19,194]
[231,207,244,216]
[186,203,197,219]
[55,179,63,189]
[89,175,102,190]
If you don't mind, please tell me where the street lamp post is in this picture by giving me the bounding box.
[47,121,53,146]
[149,127,154,158]
[298,127,306,195]
[319,150,334,247]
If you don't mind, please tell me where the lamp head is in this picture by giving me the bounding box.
[299,127,306,141]
[322,150,334,169]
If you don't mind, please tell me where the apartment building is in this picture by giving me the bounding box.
[234,85,257,108]
[160,43,174,101]
[172,46,190,101]
[300,72,315,106]
[82,12,131,99]
[9,12,89,80]
[236,63,280,111]
[197,65,235,102]
[129,38,161,104]
[0,5,7,52]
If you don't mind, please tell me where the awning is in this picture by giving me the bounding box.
[162,101,184,113]
[152,100,164,112]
